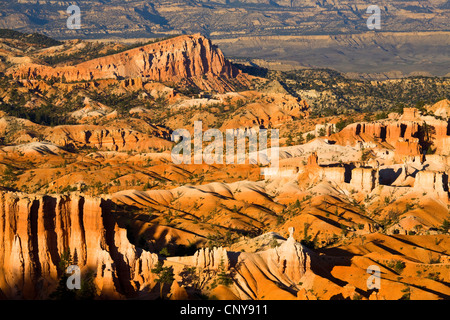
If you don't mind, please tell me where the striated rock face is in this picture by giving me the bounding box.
[0,192,158,299]
[332,110,450,157]
[9,34,248,93]
[414,171,449,200]
[350,168,378,192]
[320,167,346,184]
[166,246,229,270]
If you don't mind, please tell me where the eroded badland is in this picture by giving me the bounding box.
[0,32,449,300]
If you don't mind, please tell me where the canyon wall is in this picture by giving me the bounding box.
[0,192,158,299]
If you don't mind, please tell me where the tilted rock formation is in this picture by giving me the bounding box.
[9,34,249,93]
[0,192,158,299]
[426,99,450,119]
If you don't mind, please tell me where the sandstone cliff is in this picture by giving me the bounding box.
[0,192,158,299]
[9,34,249,93]
[414,171,449,199]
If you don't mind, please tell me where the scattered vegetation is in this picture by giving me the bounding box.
[271,69,449,116]
[151,261,175,299]
[210,259,233,289]
[49,249,97,300]
[41,36,178,66]
[386,260,406,274]
[0,28,62,47]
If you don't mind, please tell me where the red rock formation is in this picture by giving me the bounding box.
[332,108,449,157]
[350,167,377,192]
[43,124,172,152]
[414,171,449,201]
[331,113,425,157]
[0,192,158,299]
[307,152,319,167]
[9,34,248,93]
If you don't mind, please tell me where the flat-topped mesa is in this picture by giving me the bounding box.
[0,192,158,299]
[9,34,248,93]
